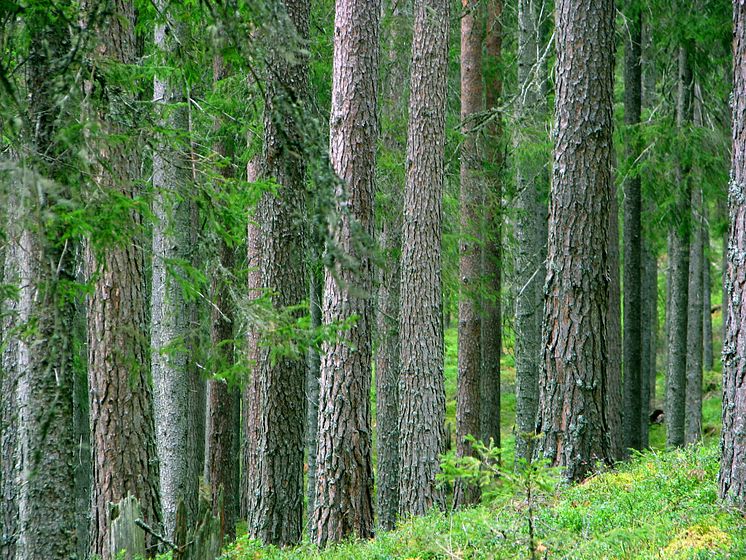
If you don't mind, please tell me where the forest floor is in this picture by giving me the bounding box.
[213,326,746,560]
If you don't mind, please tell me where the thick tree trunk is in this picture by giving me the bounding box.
[535,0,615,481]
[204,55,240,544]
[622,5,643,454]
[703,219,714,371]
[720,0,746,507]
[513,0,547,464]
[398,0,449,517]
[152,3,202,536]
[312,0,379,544]
[665,46,693,449]
[685,189,704,444]
[245,0,309,545]
[86,3,163,557]
[454,0,484,509]
[480,0,503,452]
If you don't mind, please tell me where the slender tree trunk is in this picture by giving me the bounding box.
[720,0,746,507]
[641,246,657,447]
[535,0,615,481]
[398,0,449,516]
[607,169,624,461]
[665,45,693,449]
[480,0,503,453]
[685,188,704,444]
[246,0,309,545]
[86,3,162,556]
[454,0,484,509]
[374,0,409,532]
[306,261,322,527]
[622,4,643,454]
[312,0,379,544]
[152,2,202,535]
[204,56,240,543]
[702,218,714,371]
[513,0,547,464]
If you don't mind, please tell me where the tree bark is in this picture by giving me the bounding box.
[480,0,503,452]
[607,168,624,461]
[720,0,746,507]
[245,0,309,545]
[685,188,704,444]
[454,0,484,509]
[703,217,714,371]
[86,3,163,556]
[641,246,657,447]
[513,0,547,464]
[398,0,449,516]
[306,261,322,528]
[312,0,379,544]
[622,4,644,454]
[665,45,693,449]
[152,2,202,536]
[535,0,615,481]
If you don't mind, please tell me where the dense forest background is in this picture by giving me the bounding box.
[1,0,746,559]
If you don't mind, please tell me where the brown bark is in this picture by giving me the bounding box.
[720,0,746,507]
[454,0,484,509]
[312,0,379,544]
[86,3,162,556]
[398,0,449,517]
[535,0,615,481]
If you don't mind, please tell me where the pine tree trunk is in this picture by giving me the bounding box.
[204,55,240,543]
[86,3,163,556]
[665,45,693,449]
[607,170,624,461]
[454,0,484,509]
[535,0,615,481]
[685,188,704,444]
[702,219,714,371]
[513,0,547,464]
[306,262,322,527]
[398,0,449,517]
[245,0,309,545]
[720,0,746,507]
[312,0,379,544]
[152,3,202,536]
[480,0,503,451]
[622,4,643,454]
[641,246,657,447]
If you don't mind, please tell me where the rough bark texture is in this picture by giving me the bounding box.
[398,0,449,517]
[686,188,704,444]
[622,5,643,454]
[374,0,408,532]
[480,0,503,451]
[312,0,379,544]
[245,0,309,545]
[607,170,624,461]
[514,0,547,464]
[703,220,714,371]
[535,0,615,481]
[204,56,240,543]
[152,2,202,536]
[720,0,746,507]
[665,45,693,449]
[86,2,163,556]
[454,0,484,509]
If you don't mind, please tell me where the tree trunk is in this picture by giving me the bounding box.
[86,3,163,557]
[312,0,379,544]
[245,0,309,545]
[398,0,449,517]
[203,56,240,543]
[607,168,624,461]
[513,0,547,464]
[720,0,746,507]
[306,261,322,527]
[665,45,693,449]
[685,188,704,444]
[702,217,714,371]
[535,0,615,481]
[152,3,202,536]
[480,0,503,452]
[622,4,643,454]
[454,0,484,509]
[641,246,657,447]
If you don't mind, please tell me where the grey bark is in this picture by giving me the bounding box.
[312,0,379,544]
[703,219,714,371]
[685,188,704,444]
[398,0,449,516]
[306,262,322,527]
[607,170,624,461]
[665,45,693,449]
[152,2,202,536]
[535,0,615,481]
[513,0,548,464]
[641,246,657,446]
